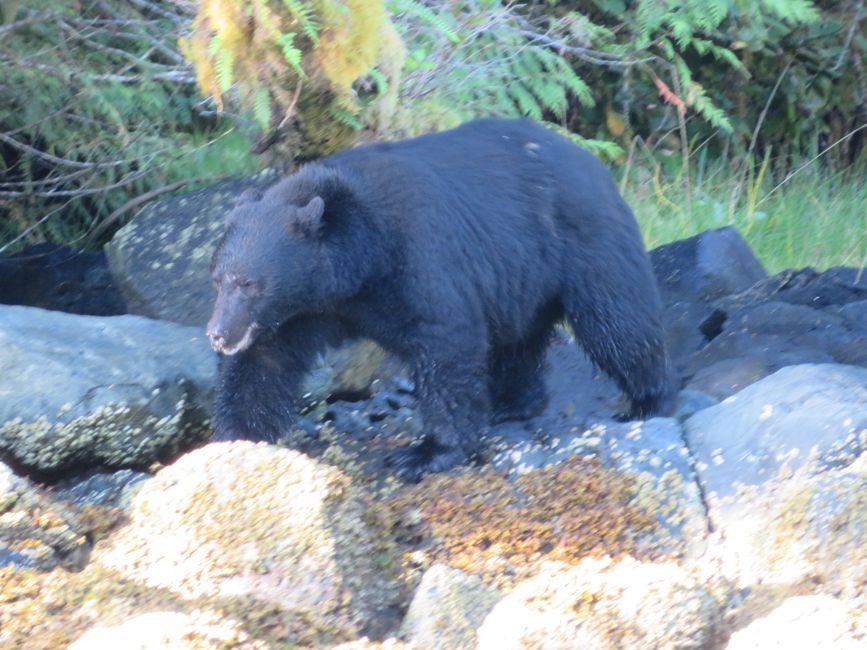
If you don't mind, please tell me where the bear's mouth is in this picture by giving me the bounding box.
[215,323,259,356]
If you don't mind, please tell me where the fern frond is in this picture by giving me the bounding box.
[253,87,272,128]
[388,0,458,43]
[282,0,319,43]
[214,40,234,92]
[276,32,305,77]
[332,106,365,129]
[510,83,543,120]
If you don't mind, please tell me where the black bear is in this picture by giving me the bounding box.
[206,117,674,481]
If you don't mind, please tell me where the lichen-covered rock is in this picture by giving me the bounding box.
[725,595,866,650]
[0,461,120,570]
[711,461,867,593]
[399,564,500,650]
[685,363,867,510]
[476,557,723,650]
[492,414,709,554]
[0,305,215,473]
[96,442,402,646]
[70,610,269,650]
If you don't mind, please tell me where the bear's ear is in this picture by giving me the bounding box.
[292,195,325,236]
[237,188,263,206]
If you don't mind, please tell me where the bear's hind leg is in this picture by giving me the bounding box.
[563,266,675,420]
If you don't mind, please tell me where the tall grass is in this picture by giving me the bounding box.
[622,155,867,273]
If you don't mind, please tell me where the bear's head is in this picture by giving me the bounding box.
[206,187,336,355]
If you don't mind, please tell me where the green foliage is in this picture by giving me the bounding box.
[0,1,259,250]
[390,0,614,154]
[625,158,867,272]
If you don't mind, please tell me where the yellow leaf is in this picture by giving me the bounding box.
[606,109,626,136]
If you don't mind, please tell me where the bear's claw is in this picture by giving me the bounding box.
[386,440,470,483]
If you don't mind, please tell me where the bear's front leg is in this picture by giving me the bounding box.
[212,315,347,443]
[387,332,490,481]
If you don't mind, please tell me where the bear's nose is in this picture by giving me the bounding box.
[206,327,226,352]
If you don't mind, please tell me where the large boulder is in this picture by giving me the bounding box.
[649,226,768,304]
[95,442,402,646]
[725,595,866,650]
[399,564,500,650]
[0,305,214,474]
[684,364,867,506]
[476,557,724,649]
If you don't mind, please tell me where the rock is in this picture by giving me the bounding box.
[683,330,836,386]
[492,415,709,554]
[710,463,867,592]
[686,357,776,401]
[476,557,723,649]
[51,469,149,510]
[330,639,414,650]
[70,610,269,650]
[0,244,125,316]
[674,389,718,421]
[725,595,866,650]
[105,170,281,326]
[0,461,120,570]
[399,564,501,650]
[0,305,215,474]
[716,267,867,312]
[96,442,402,646]
[649,226,767,304]
[684,364,867,508]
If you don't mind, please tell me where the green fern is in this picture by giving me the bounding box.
[276,32,305,77]
[212,37,234,92]
[760,0,819,22]
[510,82,543,120]
[388,0,458,42]
[282,0,319,43]
[332,107,365,129]
[368,67,389,95]
[253,87,272,128]
[545,123,624,160]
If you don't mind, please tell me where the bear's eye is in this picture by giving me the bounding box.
[238,279,260,295]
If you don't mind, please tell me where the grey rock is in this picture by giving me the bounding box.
[716,266,867,312]
[52,469,150,510]
[686,357,776,400]
[0,305,215,473]
[0,461,105,570]
[400,564,501,650]
[684,363,867,506]
[675,389,718,421]
[650,226,767,304]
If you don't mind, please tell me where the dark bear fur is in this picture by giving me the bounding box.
[206,117,675,481]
